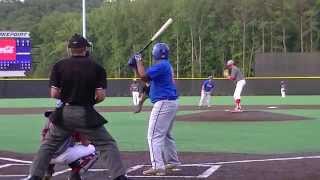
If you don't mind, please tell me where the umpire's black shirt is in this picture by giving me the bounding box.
[50,56,107,106]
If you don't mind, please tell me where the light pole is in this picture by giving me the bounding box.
[82,0,86,38]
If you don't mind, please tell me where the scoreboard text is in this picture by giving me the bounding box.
[0,32,32,71]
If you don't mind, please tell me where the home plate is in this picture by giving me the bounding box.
[267,106,278,109]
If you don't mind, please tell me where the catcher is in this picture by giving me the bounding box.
[41,111,98,180]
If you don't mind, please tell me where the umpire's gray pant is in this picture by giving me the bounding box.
[30,106,125,179]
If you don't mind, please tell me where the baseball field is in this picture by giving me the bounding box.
[0,95,320,180]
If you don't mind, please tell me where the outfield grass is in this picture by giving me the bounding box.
[1,95,320,108]
[0,96,319,154]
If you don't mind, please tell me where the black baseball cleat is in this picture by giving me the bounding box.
[68,172,82,180]
[114,175,132,180]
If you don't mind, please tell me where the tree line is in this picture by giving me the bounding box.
[1,0,320,78]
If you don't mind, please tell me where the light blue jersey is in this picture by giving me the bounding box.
[146,59,178,103]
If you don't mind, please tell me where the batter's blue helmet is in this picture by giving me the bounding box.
[152,43,169,60]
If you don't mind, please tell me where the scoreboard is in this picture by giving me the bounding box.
[0,31,32,73]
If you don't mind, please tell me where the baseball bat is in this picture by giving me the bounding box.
[138,18,173,53]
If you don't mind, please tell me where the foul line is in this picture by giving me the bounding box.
[0,174,27,177]
[52,169,70,176]
[203,155,320,166]
[0,157,32,164]
[127,164,220,179]
[0,164,29,169]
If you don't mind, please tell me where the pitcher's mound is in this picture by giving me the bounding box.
[176,110,309,122]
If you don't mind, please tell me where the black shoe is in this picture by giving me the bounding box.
[114,175,131,180]
[68,172,82,180]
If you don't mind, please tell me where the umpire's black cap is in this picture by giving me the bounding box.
[68,33,91,48]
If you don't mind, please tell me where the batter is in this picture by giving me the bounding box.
[128,42,180,176]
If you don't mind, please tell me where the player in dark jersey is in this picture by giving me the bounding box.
[25,34,129,180]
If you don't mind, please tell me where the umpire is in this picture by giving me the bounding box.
[26,34,129,180]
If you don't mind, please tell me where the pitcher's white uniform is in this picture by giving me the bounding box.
[227,60,246,111]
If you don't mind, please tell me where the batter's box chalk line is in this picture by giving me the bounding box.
[126,164,221,179]
[0,157,109,178]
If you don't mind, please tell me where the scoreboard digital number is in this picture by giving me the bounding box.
[0,31,32,72]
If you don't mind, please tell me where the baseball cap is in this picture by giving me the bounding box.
[68,33,91,48]
[227,60,234,66]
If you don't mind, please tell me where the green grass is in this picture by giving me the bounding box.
[1,109,320,154]
[0,96,320,154]
[0,95,320,108]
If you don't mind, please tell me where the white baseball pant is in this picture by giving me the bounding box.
[233,79,246,100]
[147,100,180,170]
[281,88,286,98]
[198,91,211,107]
[132,91,140,106]
[50,144,95,165]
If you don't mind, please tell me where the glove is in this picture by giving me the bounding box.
[223,69,229,77]
[128,53,143,69]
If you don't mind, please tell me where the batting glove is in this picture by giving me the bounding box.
[128,53,143,69]
[128,55,138,69]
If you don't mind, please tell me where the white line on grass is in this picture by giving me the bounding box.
[127,164,221,179]
[0,164,29,169]
[0,174,27,177]
[0,157,32,164]
[0,164,13,169]
[88,169,109,172]
[126,165,144,173]
[197,165,221,178]
[52,169,70,176]
[202,155,320,166]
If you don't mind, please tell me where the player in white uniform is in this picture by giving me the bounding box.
[226,60,246,111]
[280,81,286,98]
[130,79,140,106]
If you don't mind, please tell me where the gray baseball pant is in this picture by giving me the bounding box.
[147,100,180,170]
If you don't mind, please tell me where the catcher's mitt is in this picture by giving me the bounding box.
[223,69,229,77]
